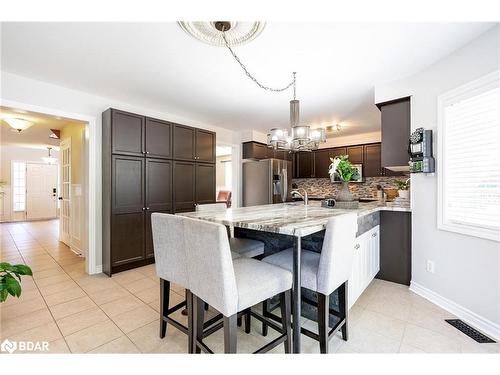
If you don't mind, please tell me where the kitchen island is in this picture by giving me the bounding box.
[179,201,410,353]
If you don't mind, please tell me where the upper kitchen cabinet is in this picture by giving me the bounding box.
[295,151,314,178]
[331,147,347,158]
[173,124,196,161]
[145,117,172,159]
[196,129,216,163]
[111,109,145,156]
[242,141,270,160]
[363,143,383,177]
[377,97,411,170]
[346,145,364,164]
[314,149,331,178]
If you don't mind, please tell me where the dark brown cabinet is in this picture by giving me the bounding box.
[346,145,364,164]
[242,141,291,161]
[363,143,383,177]
[295,152,314,178]
[111,110,145,156]
[331,147,347,158]
[313,149,332,178]
[103,108,215,275]
[145,118,172,159]
[378,97,410,170]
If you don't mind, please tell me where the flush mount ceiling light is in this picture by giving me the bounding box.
[179,21,326,152]
[5,118,34,133]
[178,21,266,47]
[42,147,57,164]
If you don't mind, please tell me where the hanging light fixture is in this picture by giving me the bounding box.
[42,147,57,164]
[5,118,34,133]
[179,21,327,152]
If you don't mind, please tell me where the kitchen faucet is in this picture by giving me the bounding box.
[291,189,308,205]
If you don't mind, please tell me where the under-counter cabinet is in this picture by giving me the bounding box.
[349,225,380,308]
[103,108,215,275]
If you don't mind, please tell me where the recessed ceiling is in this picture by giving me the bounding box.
[0,106,86,148]
[1,22,495,137]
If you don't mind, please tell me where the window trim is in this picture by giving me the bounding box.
[437,70,500,242]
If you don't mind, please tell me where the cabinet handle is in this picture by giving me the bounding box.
[354,244,360,250]
[146,207,150,210]
[142,207,146,210]
[372,233,377,237]
[146,151,150,154]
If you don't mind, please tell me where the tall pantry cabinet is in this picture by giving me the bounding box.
[102,109,215,276]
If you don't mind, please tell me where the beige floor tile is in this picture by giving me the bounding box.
[135,264,157,278]
[364,294,412,321]
[112,270,145,285]
[49,296,97,320]
[355,309,406,341]
[44,287,87,307]
[1,289,42,307]
[126,319,167,352]
[9,321,62,343]
[100,295,144,317]
[38,280,79,296]
[32,267,66,280]
[135,285,159,304]
[340,324,401,353]
[35,273,72,287]
[112,305,158,333]
[56,307,110,336]
[65,320,123,353]
[122,277,158,294]
[79,277,119,294]
[402,323,461,353]
[89,335,140,353]
[0,308,54,338]
[87,286,132,306]
[0,296,47,320]
[44,338,71,353]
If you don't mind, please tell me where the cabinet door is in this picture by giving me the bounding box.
[173,161,196,211]
[173,124,196,161]
[380,98,410,168]
[313,149,331,178]
[371,226,380,278]
[349,239,363,309]
[195,129,215,163]
[242,142,268,160]
[346,145,364,164]
[145,209,170,259]
[363,143,382,177]
[296,152,313,178]
[112,155,145,214]
[196,163,216,204]
[111,212,145,266]
[331,147,347,158]
[274,150,287,160]
[111,110,145,156]
[146,159,172,212]
[145,117,172,159]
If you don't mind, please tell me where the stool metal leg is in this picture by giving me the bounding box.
[186,289,193,353]
[261,300,269,336]
[223,314,237,354]
[318,293,329,354]
[244,309,251,334]
[192,295,205,354]
[280,290,292,354]
[339,281,348,341]
[159,279,170,338]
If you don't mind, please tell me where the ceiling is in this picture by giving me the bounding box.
[1,22,495,136]
[0,106,86,149]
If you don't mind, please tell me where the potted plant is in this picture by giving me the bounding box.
[328,155,360,201]
[394,179,410,200]
[0,263,33,302]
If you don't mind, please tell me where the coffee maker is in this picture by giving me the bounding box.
[408,127,435,173]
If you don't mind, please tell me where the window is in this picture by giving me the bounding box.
[12,161,26,212]
[437,70,500,242]
[224,161,232,190]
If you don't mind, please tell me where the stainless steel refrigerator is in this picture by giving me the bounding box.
[242,158,293,207]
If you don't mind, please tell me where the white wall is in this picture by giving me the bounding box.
[1,71,239,269]
[376,26,500,336]
[0,145,59,222]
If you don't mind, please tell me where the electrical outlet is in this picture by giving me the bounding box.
[426,260,435,273]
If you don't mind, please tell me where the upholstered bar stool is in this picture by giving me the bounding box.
[183,217,293,354]
[196,203,265,259]
[261,213,357,353]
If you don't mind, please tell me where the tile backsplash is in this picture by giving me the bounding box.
[292,175,410,198]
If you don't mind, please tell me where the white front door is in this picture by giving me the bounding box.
[59,139,71,246]
[26,163,58,220]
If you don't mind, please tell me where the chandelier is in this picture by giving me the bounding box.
[181,21,327,152]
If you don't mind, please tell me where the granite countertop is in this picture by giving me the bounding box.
[179,201,411,237]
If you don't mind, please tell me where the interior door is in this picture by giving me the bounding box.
[59,139,71,245]
[195,129,215,163]
[26,163,58,221]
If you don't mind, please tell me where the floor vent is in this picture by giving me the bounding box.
[445,319,496,343]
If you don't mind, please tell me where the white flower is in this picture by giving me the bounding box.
[328,157,341,176]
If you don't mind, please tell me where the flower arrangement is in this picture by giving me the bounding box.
[328,155,360,182]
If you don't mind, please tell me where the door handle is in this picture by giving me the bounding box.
[58,197,63,200]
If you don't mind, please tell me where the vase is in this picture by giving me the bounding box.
[398,190,409,200]
[336,181,354,202]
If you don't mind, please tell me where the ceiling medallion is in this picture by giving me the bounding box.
[178,21,266,47]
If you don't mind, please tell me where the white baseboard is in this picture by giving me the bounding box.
[410,281,500,341]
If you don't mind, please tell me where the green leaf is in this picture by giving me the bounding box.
[4,274,21,298]
[11,264,33,276]
[0,288,8,302]
[0,262,14,272]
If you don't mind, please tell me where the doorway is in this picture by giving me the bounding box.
[215,145,233,207]
[26,162,58,220]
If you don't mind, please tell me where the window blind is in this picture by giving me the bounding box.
[443,86,500,232]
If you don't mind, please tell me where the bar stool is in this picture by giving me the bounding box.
[261,213,357,353]
[183,217,293,354]
[196,203,265,259]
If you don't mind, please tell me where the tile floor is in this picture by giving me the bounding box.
[1,220,499,354]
